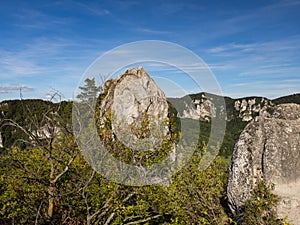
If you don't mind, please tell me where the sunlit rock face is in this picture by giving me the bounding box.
[97,67,170,151]
[227,103,300,224]
[234,97,273,121]
[175,94,273,122]
[180,95,217,121]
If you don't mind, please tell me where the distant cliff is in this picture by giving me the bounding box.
[169,93,299,122]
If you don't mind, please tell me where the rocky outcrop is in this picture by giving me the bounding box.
[172,94,274,122]
[170,93,227,121]
[97,67,170,151]
[234,97,273,121]
[227,103,300,224]
[180,94,217,121]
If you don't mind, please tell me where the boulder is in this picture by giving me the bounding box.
[227,104,300,224]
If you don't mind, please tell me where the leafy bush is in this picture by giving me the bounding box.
[238,181,291,225]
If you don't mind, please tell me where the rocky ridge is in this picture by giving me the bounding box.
[233,97,273,121]
[171,94,275,122]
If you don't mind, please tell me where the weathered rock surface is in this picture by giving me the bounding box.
[98,67,169,151]
[180,94,217,121]
[227,103,300,224]
[234,97,273,121]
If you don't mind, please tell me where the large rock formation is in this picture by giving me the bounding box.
[227,103,300,224]
[97,67,170,151]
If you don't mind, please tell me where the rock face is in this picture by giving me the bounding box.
[227,103,300,224]
[233,97,273,121]
[98,67,169,151]
[180,94,217,121]
[171,94,273,122]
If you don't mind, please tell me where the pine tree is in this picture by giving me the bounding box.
[76,78,101,102]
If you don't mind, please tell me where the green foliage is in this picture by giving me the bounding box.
[95,105,177,168]
[238,181,291,225]
[272,93,300,105]
[163,156,230,224]
[1,91,297,224]
[0,137,290,224]
[0,142,88,224]
[0,99,72,148]
[76,78,101,102]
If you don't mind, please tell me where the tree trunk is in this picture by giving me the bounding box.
[48,184,55,218]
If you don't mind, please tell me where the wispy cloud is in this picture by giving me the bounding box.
[265,0,300,9]
[207,36,300,56]
[159,1,203,15]
[75,2,110,16]
[207,43,257,54]
[199,0,300,43]
[13,7,74,30]
[204,34,300,98]
[136,28,171,35]
[0,50,45,77]
[0,39,67,78]
[0,84,33,94]
[0,37,97,79]
[205,36,300,77]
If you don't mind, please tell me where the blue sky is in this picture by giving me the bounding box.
[0,0,300,101]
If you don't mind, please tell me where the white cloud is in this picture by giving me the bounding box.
[75,2,111,16]
[221,78,300,99]
[0,84,34,94]
[0,37,94,79]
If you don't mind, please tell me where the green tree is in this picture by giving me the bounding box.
[0,99,87,224]
[76,78,101,102]
[153,156,230,225]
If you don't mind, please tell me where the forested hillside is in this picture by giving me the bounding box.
[0,92,299,224]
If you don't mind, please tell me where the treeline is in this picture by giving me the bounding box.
[0,99,72,148]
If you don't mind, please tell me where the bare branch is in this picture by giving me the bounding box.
[35,200,44,225]
[103,192,135,225]
[123,215,162,225]
[51,151,80,184]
